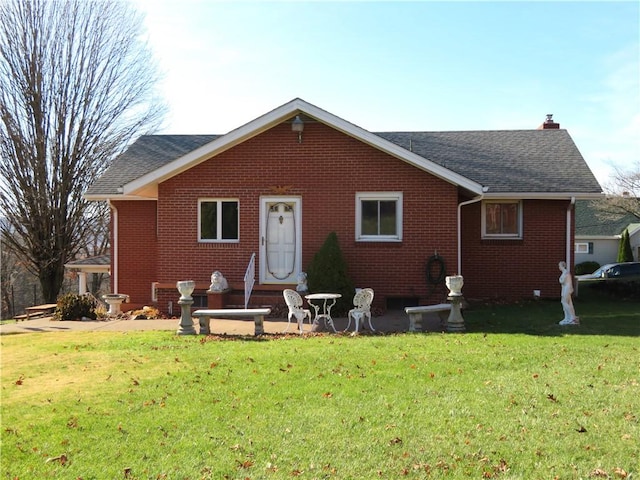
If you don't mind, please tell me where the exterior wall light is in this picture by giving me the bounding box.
[291,115,304,143]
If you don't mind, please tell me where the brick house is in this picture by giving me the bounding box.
[85,98,602,314]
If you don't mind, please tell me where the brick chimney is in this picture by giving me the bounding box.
[538,114,560,129]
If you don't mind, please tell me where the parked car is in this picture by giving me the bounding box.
[577,262,640,282]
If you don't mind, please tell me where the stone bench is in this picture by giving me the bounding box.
[404,303,451,332]
[191,308,271,336]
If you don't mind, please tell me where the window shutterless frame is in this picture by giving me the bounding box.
[355,192,403,242]
[198,198,240,242]
[481,200,523,239]
[575,242,593,254]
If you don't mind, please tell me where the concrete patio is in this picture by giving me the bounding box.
[0,310,449,336]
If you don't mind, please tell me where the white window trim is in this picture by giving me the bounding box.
[575,242,592,254]
[355,192,403,242]
[198,198,240,243]
[481,200,523,239]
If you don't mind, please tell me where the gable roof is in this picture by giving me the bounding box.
[86,134,219,197]
[575,199,639,237]
[85,98,602,200]
[377,130,601,195]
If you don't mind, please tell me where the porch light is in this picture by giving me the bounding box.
[291,115,304,143]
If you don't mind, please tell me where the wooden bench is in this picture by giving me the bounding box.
[404,303,451,332]
[192,308,272,336]
[25,303,58,320]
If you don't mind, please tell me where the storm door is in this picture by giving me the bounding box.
[260,197,301,284]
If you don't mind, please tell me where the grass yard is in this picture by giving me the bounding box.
[1,292,639,479]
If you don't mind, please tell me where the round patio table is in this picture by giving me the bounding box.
[305,293,341,333]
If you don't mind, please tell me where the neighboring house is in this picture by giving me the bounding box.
[575,200,640,266]
[85,99,602,313]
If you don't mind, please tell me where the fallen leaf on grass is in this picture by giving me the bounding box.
[14,375,24,386]
[547,394,558,402]
[236,459,254,469]
[590,468,608,477]
[389,437,403,445]
[45,454,68,465]
[576,426,587,433]
[322,392,333,398]
[613,467,628,478]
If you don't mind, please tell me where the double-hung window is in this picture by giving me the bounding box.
[198,199,239,242]
[356,192,403,242]
[482,200,522,239]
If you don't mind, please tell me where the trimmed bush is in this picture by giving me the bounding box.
[54,293,97,321]
[306,232,355,317]
[575,261,600,275]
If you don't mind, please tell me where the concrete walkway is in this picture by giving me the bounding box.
[0,310,447,336]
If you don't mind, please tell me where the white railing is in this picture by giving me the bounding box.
[244,253,256,309]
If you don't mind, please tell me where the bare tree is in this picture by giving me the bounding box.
[0,0,165,302]
[79,200,110,296]
[594,162,640,221]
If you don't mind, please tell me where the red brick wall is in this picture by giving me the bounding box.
[113,121,575,313]
[110,200,158,309]
[151,121,459,312]
[460,199,574,300]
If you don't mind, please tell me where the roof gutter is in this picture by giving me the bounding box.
[458,192,486,275]
[107,200,119,293]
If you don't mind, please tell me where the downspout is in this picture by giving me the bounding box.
[457,193,485,275]
[107,200,119,293]
[566,197,576,269]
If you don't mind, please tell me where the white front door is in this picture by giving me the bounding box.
[260,197,301,284]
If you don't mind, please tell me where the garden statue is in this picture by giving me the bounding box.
[208,271,229,292]
[558,261,579,325]
[296,272,308,293]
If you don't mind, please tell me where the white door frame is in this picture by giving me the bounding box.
[259,196,302,284]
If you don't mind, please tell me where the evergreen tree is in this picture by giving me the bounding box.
[617,229,634,263]
[306,232,355,316]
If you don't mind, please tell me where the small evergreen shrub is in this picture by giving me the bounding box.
[54,293,97,321]
[306,232,355,317]
[617,229,634,263]
[575,261,600,275]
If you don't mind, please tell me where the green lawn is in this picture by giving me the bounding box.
[1,292,638,479]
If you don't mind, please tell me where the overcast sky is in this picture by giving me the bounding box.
[134,0,639,187]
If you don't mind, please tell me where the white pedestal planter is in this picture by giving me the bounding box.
[445,275,466,332]
[176,280,196,335]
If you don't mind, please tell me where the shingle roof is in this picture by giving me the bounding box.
[65,254,111,267]
[575,200,637,236]
[86,135,219,196]
[376,129,601,194]
[86,125,601,197]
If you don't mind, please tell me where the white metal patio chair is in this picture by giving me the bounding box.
[346,288,375,332]
[282,289,312,334]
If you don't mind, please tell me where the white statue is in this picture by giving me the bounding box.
[558,261,579,325]
[208,271,229,292]
[296,272,308,293]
